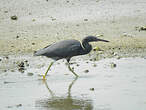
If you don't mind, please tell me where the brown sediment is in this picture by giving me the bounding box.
[0,36,146,56]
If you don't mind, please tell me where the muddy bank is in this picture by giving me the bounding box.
[1,36,146,60]
[0,17,146,55]
[0,0,146,55]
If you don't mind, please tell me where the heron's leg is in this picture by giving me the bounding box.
[67,63,79,77]
[43,62,54,79]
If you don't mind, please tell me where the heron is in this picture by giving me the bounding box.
[34,36,109,79]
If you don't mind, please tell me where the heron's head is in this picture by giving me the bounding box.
[83,36,109,43]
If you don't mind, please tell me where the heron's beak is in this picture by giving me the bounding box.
[97,38,109,42]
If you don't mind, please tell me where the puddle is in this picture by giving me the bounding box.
[0,55,146,110]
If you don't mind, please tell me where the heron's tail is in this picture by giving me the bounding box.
[33,49,44,56]
[33,51,38,56]
[34,44,52,56]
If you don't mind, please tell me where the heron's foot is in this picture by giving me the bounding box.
[43,75,46,80]
[68,65,79,77]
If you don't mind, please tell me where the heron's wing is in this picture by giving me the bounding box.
[34,40,82,58]
[70,44,81,53]
[61,43,83,57]
[45,40,82,57]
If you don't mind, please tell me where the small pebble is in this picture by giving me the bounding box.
[64,73,69,75]
[93,64,97,67]
[24,60,29,66]
[17,61,25,73]
[93,58,97,61]
[84,69,89,73]
[72,67,74,70]
[32,42,35,45]
[116,56,121,59]
[90,88,95,91]
[7,106,12,108]
[27,72,34,76]
[113,52,118,56]
[3,70,7,72]
[4,11,8,13]
[4,81,16,84]
[32,19,35,21]
[84,19,88,21]
[89,59,93,61]
[28,12,32,15]
[16,35,19,38]
[86,61,89,63]
[110,62,117,68]
[139,26,146,31]
[24,60,28,63]
[52,18,56,21]
[11,15,18,20]
[76,24,80,26]
[11,70,15,72]
[5,56,9,59]
[16,104,22,107]
[18,68,25,73]
[76,64,80,66]
[18,62,24,68]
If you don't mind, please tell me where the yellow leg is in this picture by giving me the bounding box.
[68,63,79,77]
[43,62,54,80]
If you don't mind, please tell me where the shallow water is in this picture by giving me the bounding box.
[0,56,146,110]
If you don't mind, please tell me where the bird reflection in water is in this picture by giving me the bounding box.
[36,77,93,110]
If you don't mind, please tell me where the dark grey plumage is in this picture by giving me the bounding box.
[34,36,109,61]
[34,36,109,78]
[34,39,82,61]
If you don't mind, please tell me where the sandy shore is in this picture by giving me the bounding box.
[0,0,146,55]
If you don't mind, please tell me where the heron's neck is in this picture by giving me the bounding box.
[81,40,92,54]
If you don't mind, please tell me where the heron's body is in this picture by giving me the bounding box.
[34,39,87,61]
[34,36,109,79]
